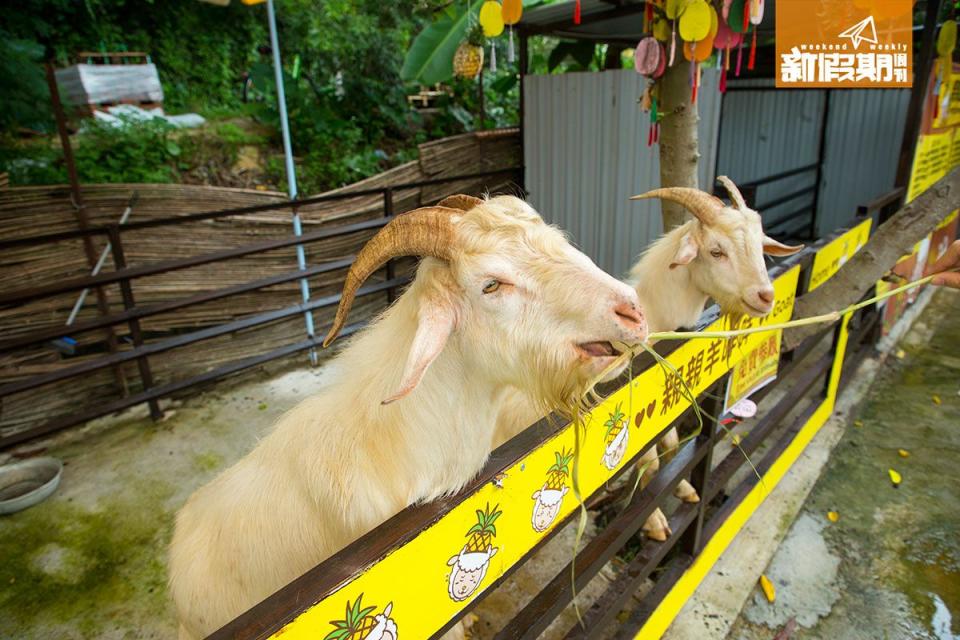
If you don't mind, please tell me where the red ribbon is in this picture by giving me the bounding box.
[748,25,757,70]
[574,0,581,24]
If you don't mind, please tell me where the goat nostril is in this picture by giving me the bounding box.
[614,302,643,327]
[757,289,774,305]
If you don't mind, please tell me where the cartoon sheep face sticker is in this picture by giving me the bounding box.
[532,448,573,532]
[323,595,397,640]
[602,403,630,470]
[447,503,501,602]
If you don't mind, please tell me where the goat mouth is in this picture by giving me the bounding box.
[576,341,623,358]
[741,299,772,317]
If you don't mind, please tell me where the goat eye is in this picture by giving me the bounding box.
[710,249,725,259]
[482,280,501,294]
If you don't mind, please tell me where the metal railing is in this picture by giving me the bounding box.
[0,167,522,449]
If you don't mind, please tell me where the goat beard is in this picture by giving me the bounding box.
[519,349,605,425]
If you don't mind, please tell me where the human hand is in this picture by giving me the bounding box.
[931,239,960,288]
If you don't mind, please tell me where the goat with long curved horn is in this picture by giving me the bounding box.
[630,187,724,225]
[716,175,748,210]
[323,206,461,347]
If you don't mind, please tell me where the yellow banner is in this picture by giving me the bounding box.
[724,330,782,413]
[807,217,873,291]
[271,267,801,640]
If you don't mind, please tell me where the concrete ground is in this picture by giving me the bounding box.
[665,287,958,640]
[0,364,340,639]
[731,287,960,640]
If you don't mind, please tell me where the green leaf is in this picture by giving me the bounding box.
[357,606,376,621]
[165,140,181,157]
[350,595,363,623]
[400,1,481,85]
[547,40,596,72]
[490,72,518,94]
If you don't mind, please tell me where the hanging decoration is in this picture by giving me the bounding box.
[501,0,522,63]
[638,0,764,143]
[634,37,662,76]
[479,1,504,72]
[574,0,581,25]
[453,23,486,79]
[480,0,505,36]
[678,0,711,42]
[714,14,742,93]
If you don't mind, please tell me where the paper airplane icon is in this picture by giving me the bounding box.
[838,16,878,49]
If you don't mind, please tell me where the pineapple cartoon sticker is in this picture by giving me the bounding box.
[531,448,572,532]
[602,403,630,470]
[323,594,397,640]
[447,503,501,602]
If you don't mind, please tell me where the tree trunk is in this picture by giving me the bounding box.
[658,58,700,231]
[783,166,960,350]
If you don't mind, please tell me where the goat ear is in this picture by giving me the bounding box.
[382,298,457,405]
[670,233,699,269]
[762,235,805,256]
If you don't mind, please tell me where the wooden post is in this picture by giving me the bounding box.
[679,382,723,555]
[478,66,486,130]
[106,225,163,421]
[894,0,943,190]
[44,60,128,394]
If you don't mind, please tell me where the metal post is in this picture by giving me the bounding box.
[106,225,163,421]
[266,0,318,365]
[66,192,139,326]
[518,33,529,191]
[809,89,832,239]
[45,60,128,394]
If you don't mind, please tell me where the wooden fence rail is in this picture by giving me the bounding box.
[0,167,522,448]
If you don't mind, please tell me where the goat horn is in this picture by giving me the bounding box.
[716,176,748,210]
[323,206,460,347]
[437,194,483,211]
[630,187,724,225]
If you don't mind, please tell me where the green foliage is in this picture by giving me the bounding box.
[401,1,482,86]
[73,116,182,183]
[0,35,51,132]
[0,0,266,116]
[1,0,535,192]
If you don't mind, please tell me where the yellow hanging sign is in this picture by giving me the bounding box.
[808,217,873,291]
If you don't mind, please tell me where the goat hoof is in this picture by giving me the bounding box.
[675,480,700,503]
[643,509,671,541]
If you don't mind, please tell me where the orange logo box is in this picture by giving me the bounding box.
[776,0,913,88]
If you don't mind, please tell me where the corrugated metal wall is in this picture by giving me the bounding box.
[715,81,824,237]
[816,89,910,236]
[716,79,909,238]
[523,69,722,279]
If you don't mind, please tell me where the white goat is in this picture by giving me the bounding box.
[627,176,802,540]
[168,196,647,639]
[486,177,802,541]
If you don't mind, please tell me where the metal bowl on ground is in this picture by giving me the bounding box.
[0,457,63,515]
